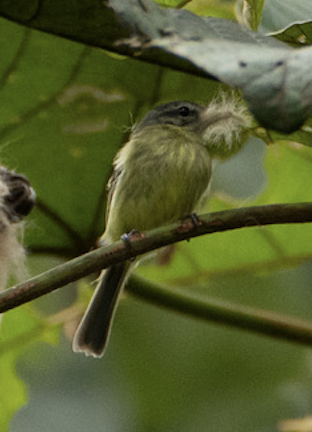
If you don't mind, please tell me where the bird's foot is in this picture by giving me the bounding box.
[179,213,202,241]
[121,229,144,261]
[185,212,201,227]
[121,229,143,243]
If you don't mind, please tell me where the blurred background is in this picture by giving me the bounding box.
[0,0,312,431]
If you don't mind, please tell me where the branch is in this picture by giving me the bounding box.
[2,202,312,312]
[1,202,312,347]
[129,276,312,348]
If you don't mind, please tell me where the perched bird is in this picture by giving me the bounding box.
[73,97,250,358]
[0,168,35,223]
[0,167,36,302]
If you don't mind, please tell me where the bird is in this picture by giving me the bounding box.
[72,100,216,358]
[0,167,36,302]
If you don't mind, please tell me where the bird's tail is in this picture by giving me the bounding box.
[72,261,130,358]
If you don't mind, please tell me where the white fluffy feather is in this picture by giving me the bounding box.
[203,92,252,158]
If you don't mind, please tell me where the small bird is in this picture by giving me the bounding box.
[0,168,36,222]
[72,100,219,357]
[0,167,36,300]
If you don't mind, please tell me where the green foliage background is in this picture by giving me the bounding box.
[0,0,312,431]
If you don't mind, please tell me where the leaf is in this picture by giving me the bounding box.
[153,0,191,7]
[259,0,312,47]
[108,0,312,133]
[236,0,266,31]
[256,120,312,148]
[255,143,312,205]
[260,0,312,33]
[270,21,312,46]
[0,307,59,430]
[0,354,25,432]
[185,0,236,20]
[1,0,312,133]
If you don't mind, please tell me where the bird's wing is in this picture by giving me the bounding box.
[105,166,122,225]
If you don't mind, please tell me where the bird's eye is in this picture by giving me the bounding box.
[178,106,190,117]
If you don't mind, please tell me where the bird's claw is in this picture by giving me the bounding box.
[121,229,144,261]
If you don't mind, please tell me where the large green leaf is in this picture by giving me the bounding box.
[108,0,312,133]
[1,0,312,133]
